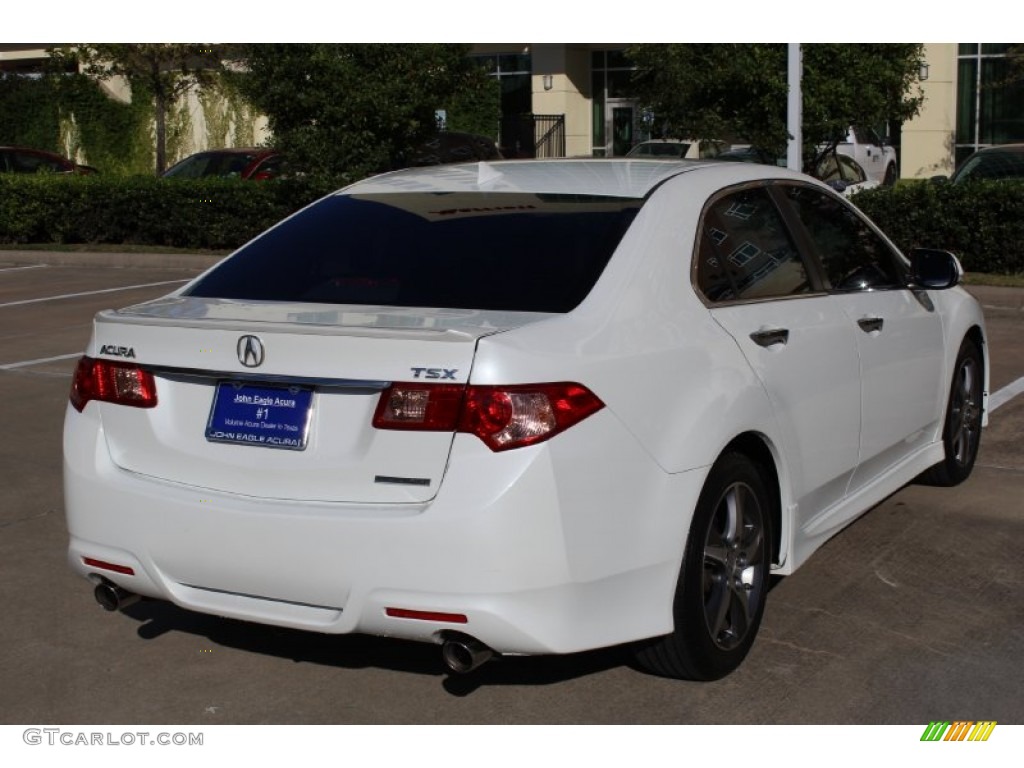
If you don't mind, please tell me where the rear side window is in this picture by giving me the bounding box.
[696,187,812,303]
[188,192,642,313]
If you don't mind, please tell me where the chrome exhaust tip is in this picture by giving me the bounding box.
[441,633,494,674]
[94,582,140,612]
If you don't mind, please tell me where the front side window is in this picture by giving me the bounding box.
[164,152,259,179]
[12,151,65,173]
[852,125,882,146]
[696,187,812,303]
[188,192,642,314]
[782,186,904,291]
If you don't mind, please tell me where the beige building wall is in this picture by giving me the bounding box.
[531,44,593,157]
[0,45,51,70]
[901,43,958,179]
[0,43,969,173]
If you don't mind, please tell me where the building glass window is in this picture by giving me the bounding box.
[472,52,532,157]
[955,44,1024,166]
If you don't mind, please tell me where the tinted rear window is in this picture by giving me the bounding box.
[187,192,642,313]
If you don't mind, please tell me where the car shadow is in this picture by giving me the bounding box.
[120,599,630,694]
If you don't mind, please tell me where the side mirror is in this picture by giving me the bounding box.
[826,179,849,193]
[909,248,962,290]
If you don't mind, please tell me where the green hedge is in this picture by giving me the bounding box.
[2,174,1023,275]
[853,180,1024,275]
[0,74,154,176]
[0,175,339,250]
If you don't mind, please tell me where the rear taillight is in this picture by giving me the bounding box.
[461,384,604,451]
[70,356,158,412]
[374,382,603,451]
[372,384,465,430]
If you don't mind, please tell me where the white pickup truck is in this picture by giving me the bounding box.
[836,126,898,185]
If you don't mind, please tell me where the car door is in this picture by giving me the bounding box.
[778,184,946,492]
[853,126,886,182]
[694,184,862,522]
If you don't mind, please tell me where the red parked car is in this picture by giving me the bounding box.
[162,134,500,180]
[161,148,283,180]
[0,146,97,174]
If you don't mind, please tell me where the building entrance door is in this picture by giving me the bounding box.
[605,101,638,156]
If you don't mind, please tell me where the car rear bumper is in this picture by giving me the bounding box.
[64,404,705,655]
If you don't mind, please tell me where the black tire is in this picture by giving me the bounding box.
[633,453,772,680]
[922,339,983,487]
[883,163,897,186]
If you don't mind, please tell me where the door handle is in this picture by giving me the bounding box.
[750,328,789,347]
[857,316,884,333]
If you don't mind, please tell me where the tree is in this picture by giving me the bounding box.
[51,44,228,174]
[628,44,926,167]
[233,44,495,182]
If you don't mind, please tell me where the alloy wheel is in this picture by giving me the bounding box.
[702,481,767,651]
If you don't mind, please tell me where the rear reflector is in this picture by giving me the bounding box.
[374,381,604,451]
[70,356,158,412]
[82,557,135,576]
[385,607,468,624]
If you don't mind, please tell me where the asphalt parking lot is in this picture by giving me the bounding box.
[1,252,1022,725]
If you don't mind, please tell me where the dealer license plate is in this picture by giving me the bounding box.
[205,382,313,450]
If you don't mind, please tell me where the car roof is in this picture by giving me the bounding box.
[344,158,807,199]
[188,147,275,156]
[971,143,1024,154]
[0,145,66,155]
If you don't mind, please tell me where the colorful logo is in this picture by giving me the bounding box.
[921,721,997,741]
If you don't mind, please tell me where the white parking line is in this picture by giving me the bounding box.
[0,352,82,370]
[0,279,186,309]
[990,376,1024,412]
[0,264,49,273]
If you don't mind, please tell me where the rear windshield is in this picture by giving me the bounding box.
[187,192,642,313]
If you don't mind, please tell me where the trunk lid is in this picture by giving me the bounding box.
[91,296,551,503]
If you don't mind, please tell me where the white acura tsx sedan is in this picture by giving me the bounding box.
[64,159,987,680]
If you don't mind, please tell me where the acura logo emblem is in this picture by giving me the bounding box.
[237,335,265,368]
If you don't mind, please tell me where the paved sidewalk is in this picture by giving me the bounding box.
[966,283,1024,312]
[0,249,224,270]
[2,248,1022,310]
